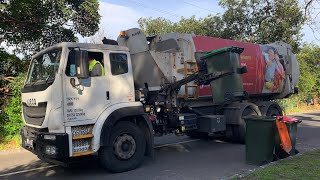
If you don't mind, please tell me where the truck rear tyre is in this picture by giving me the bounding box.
[99,121,146,173]
[232,107,259,144]
[266,107,282,117]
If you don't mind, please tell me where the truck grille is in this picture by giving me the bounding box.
[22,102,47,126]
[72,139,91,153]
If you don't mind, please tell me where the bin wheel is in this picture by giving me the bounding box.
[99,121,146,173]
[232,107,259,144]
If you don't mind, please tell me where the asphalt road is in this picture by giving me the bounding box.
[1,111,320,180]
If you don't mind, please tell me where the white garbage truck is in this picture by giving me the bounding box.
[20,28,299,172]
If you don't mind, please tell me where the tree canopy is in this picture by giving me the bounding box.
[304,0,320,41]
[296,44,320,99]
[138,0,305,52]
[220,0,305,52]
[138,15,224,38]
[0,0,101,56]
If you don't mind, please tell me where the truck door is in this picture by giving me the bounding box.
[63,49,110,122]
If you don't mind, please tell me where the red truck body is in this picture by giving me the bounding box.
[193,36,279,98]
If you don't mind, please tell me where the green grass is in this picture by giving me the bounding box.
[285,105,320,115]
[0,134,21,150]
[243,150,320,180]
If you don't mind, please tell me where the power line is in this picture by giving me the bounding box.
[123,0,182,21]
[181,1,215,14]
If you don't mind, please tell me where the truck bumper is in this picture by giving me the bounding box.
[20,126,70,162]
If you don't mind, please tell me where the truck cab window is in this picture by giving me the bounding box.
[26,48,62,84]
[110,53,128,75]
[66,50,104,77]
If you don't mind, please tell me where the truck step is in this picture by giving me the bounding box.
[72,134,94,140]
[73,150,94,157]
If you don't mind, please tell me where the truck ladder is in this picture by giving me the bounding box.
[183,61,199,100]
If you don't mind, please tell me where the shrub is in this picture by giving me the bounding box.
[0,74,26,138]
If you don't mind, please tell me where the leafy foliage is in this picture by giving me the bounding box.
[0,74,25,137]
[138,0,305,52]
[0,50,27,113]
[219,0,305,52]
[0,0,101,56]
[138,15,224,37]
[296,44,320,99]
[0,48,28,76]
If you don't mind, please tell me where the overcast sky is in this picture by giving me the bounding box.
[86,0,319,44]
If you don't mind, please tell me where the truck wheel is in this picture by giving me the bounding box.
[232,107,259,144]
[99,121,146,173]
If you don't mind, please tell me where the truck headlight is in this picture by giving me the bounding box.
[44,135,56,140]
[45,145,57,155]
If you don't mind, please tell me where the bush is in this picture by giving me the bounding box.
[277,95,301,113]
[0,74,26,138]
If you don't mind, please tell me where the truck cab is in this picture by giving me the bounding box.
[21,43,152,172]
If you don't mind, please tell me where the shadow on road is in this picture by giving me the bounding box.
[0,139,253,180]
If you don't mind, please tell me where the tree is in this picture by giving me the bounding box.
[138,17,176,36]
[0,48,27,77]
[138,0,305,52]
[138,15,224,37]
[0,49,27,112]
[296,44,320,100]
[219,0,305,52]
[0,0,101,56]
[304,0,320,41]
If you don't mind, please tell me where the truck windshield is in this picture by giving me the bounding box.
[26,48,62,85]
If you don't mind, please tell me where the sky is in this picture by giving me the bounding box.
[82,0,223,40]
[2,0,319,57]
[84,0,320,44]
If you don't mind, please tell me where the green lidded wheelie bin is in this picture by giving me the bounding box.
[200,46,245,104]
[275,116,301,159]
[244,116,276,165]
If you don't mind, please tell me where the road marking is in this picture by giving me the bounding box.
[0,139,201,177]
[0,165,59,177]
[154,139,201,148]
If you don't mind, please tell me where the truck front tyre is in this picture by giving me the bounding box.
[99,121,146,173]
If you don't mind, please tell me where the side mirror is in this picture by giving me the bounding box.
[75,50,89,79]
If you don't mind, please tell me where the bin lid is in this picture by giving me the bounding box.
[243,115,276,122]
[200,46,244,60]
[277,116,302,123]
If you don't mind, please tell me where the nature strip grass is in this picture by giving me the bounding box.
[241,150,320,180]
